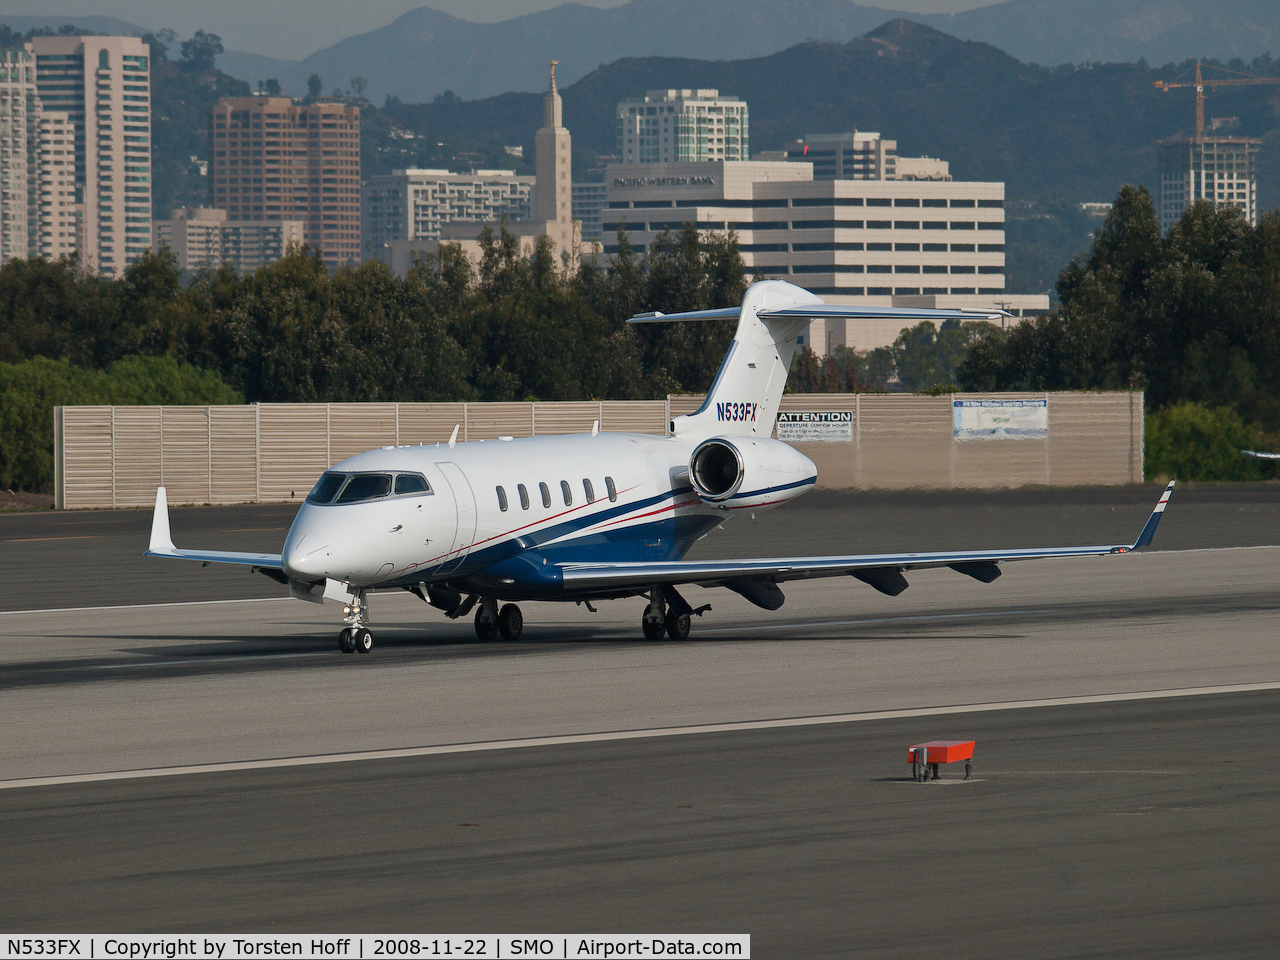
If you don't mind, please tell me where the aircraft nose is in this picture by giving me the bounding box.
[281,507,330,581]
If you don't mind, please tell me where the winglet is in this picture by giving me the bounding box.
[149,486,175,554]
[1131,480,1175,550]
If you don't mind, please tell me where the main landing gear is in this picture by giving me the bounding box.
[337,591,372,654]
[474,598,524,642]
[641,586,706,641]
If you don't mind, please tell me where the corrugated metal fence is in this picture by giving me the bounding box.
[54,392,1142,509]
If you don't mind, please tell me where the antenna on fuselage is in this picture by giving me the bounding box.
[448,424,460,448]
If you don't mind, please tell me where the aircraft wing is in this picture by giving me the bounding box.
[558,481,1174,597]
[1243,450,1280,460]
[145,487,283,569]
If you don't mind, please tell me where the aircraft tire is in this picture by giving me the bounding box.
[354,628,373,653]
[665,611,691,641]
[338,628,355,654]
[498,604,523,642]
[475,606,499,643]
[642,615,665,641]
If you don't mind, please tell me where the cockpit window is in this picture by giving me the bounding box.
[335,473,392,503]
[307,472,346,504]
[395,473,431,496]
[308,470,432,505]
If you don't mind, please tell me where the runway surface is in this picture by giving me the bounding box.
[2,488,1280,955]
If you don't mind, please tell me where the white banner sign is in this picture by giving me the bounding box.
[776,410,853,443]
[952,399,1048,441]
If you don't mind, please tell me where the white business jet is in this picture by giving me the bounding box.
[148,280,1175,653]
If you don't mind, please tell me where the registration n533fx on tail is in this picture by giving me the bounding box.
[148,279,1175,653]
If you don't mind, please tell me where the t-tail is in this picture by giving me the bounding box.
[630,279,1011,443]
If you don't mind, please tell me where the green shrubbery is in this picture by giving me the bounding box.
[0,356,243,491]
[1144,402,1278,483]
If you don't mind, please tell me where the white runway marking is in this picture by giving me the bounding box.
[4,680,1279,791]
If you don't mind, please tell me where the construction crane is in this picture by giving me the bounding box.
[1153,62,1280,140]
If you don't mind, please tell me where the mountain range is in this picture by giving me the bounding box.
[214,0,1280,103]
[6,2,1280,104]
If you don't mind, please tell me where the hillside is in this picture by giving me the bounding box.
[215,0,1280,104]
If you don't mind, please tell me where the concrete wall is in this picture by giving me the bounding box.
[54,392,1142,509]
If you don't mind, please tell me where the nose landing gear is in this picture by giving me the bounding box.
[338,591,372,654]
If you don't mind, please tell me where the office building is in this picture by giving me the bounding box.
[1158,137,1260,232]
[28,35,152,276]
[362,168,533,257]
[153,206,305,274]
[603,160,1047,353]
[616,89,748,164]
[207,96,361,268]
[0,47,36,264]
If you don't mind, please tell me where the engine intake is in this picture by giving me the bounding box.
[689,436,816,511]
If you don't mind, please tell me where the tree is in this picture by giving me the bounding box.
[307,73,323,99]
[264,78,281,96]
[179,30,223,72]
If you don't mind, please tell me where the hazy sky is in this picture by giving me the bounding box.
[1,0,995,59]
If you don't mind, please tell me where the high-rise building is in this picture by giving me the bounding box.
[153,206,305,274]
[616,89,748,164]
[28,35,152,277]
[207,96,361,268]
[0,47,36,265]
[32,110,78,261]
[1158,137,1260,232]
[362,168,533,257]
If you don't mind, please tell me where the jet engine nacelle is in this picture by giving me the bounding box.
[688,436,817,511]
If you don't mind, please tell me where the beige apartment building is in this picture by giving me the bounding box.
[207,96,361,268]
[362,168,533,257]
[33,111,78,261]
[28,35,152,277]
[153,206,305,274]
[603,160,1047,353]
[0,47,36,265]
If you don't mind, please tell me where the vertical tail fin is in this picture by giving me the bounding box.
[628,280,1011,443]
[630,280,818,442]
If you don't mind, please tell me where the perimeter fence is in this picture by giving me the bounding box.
[54,391,1142,509]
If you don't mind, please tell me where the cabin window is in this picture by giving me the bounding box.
[518,483,530,509]
[605,476,617,502]
[561,480,572,506]
[583,479,595,503]
[496,485,508,512]
[540,482,552,508]
[307,471,346,504]
[394,473,431,496]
